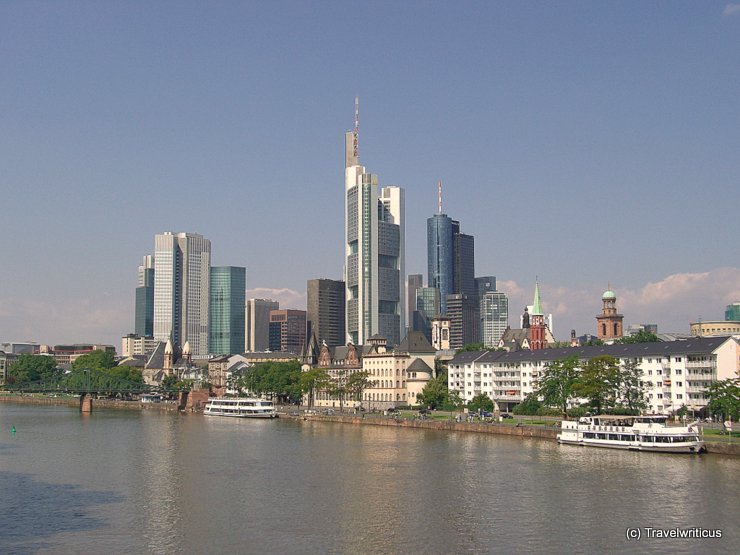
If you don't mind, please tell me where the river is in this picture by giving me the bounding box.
[0,404,737,554]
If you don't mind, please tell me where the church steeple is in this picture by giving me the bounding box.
[532,279,543,316]
[529,280,546,350]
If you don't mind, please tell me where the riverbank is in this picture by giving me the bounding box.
[3,394,738,455]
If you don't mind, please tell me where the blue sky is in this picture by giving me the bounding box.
[1,1,739,348]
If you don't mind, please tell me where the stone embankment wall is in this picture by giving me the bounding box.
[293,413,559,439]
[289,413,740,455]
[0,395,180,412]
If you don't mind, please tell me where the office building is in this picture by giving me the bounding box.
[427,212,454,314]
[447,293,479,350]
[135,255,155,337]
[153,232,211,356]
[307,278,346,348]
[413,286,441,341]
[427,184,475,315]
[209,266,246,355]
[269,309,307,353]
[726,303,740,321]
[480,290,508,348]
[406,274,423,330]
[452,220,476,298]
[246,299,279,352]
[344,99,405,346]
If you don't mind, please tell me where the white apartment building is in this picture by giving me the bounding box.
[448,336,739,415]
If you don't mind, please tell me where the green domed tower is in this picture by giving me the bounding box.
[596,285,623,341]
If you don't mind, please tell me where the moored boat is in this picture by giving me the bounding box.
[204,397,278,418]
[558,415,705,453]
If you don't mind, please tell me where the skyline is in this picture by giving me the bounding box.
[2,2,739,348]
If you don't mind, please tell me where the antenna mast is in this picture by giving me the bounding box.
[353,96,359,161]
[438,180,442,214]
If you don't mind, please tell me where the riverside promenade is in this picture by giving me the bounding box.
[3,394,738,455]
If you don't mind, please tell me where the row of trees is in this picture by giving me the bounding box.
[4,351,144,393]
[225,362,373,409]
[535,355,646,417]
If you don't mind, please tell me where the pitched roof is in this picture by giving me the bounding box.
[397,331,436,354]
[407,358,433,373]
[453,336,736,365]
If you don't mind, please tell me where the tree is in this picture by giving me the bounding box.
[617,330,659,344]
[346,370,371,407]
[617,359,647,414]
[455,343,486,354]
[468,393,494,413]
[417,374,449,409]
[573,355,621,414]
[536,355,579,418]
[7,354,60,385]
[706,378,740,422]
[72,350,115,372]
[299,368,330,408]
[513,393,542,415]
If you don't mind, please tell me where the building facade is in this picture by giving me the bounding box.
[448,337,739,415]
[135,255,155,337]
[269,309,307,354]
[406,274,423,330]
[726,303,740,321]
[121,334,159,357]
[344,103,405,346]
[596,287,624,342]
[307,278,346,348]
[246,299,279,352]
[153,232,211,356]
[427,213,454,314]
[447,293,480,350]
[480,290,508,348]
[209,266,246,355]
[690,320,740,337]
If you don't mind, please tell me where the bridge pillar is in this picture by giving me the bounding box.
[80,393,93,413]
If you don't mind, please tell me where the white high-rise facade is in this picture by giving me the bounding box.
[153,232,211,356]
[245,298,279,352]
[344,100,405,346]
[480,290,509,348]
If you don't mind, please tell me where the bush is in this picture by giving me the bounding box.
[513,394,541,415]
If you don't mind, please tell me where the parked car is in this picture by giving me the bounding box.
[500,413,514,419]
[480,411,493,418]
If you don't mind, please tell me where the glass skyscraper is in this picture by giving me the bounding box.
[153,232,211,356]
[480,290,509,348]
[209,266,246,355]
[427,213,453,314]
[344,103,405,346]
[135,255,155,337]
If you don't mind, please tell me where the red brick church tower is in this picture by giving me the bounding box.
[596,286,624,341]
[529,281,547,350]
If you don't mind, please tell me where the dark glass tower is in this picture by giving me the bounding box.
[209,266,246,355]
[135,255,154,337]
[427,213,454,314]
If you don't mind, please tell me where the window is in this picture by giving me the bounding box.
[677,394,683,400]
[675,357,682,362]
[676,381,682,387]
[676,369,682,375]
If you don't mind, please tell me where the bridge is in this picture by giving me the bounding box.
[3,373,187,413]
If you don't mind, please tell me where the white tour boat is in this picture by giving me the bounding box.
[204,397,278,418]
[558,415,705,453]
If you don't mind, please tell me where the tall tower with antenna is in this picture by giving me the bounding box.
[344,98,405,346]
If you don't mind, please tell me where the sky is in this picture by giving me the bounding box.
[1,1,739,349]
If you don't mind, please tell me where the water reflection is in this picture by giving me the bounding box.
[0,471,122,554]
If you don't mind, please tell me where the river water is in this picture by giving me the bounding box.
[0,403,737,554]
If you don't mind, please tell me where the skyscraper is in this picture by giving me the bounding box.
[269,309,307,353]
[480,290,508,348]
[427,183,475,315]
[344,99,405,346]
[406,274,423,330]
[135,255,155,337]
[209,266,246,355]
[447,293,479,350]
[427,213,454,314]
[452,220,475,298]
[246,299,279,352]
[153,232,211,356]
[307,278,346,348]
[726,303,740,321]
